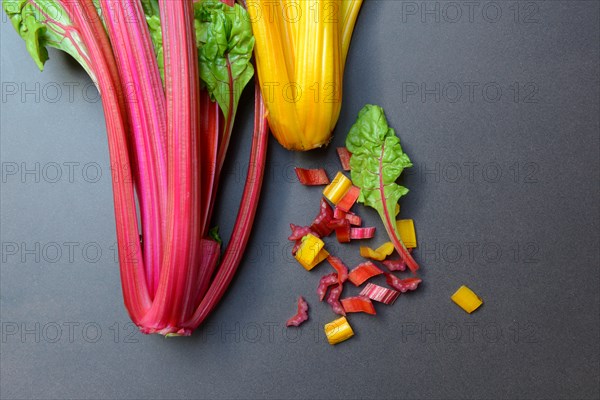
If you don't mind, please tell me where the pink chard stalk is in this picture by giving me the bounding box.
[4,0,266,335]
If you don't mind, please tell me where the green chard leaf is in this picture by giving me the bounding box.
[140,0,160,17]
[3,0,95,77]
[193,0,255,120]
[145,15,164,81]
[208,226,223,245]
[346,105,419,272]
[346,104,412,213]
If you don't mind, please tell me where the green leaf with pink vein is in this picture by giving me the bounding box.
[346,104,420,273]
[3,0,94,78]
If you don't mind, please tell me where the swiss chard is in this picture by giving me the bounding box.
[5,0,154,321]
[345,105,420,273]
[4,0,266,336]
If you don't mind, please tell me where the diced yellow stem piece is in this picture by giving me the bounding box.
[359,242,395,261]
[396,219,417,248]
[295,234,325,269]
[302,249,330,271]
[359,247,377,259]
[323,172,352,204]
[324,316,354,345]
[376,242,395,255]
[451,286,483,314]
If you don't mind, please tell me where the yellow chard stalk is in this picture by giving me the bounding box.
[248,0,362,151]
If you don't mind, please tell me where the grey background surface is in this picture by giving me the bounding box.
[1,1,599,399]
